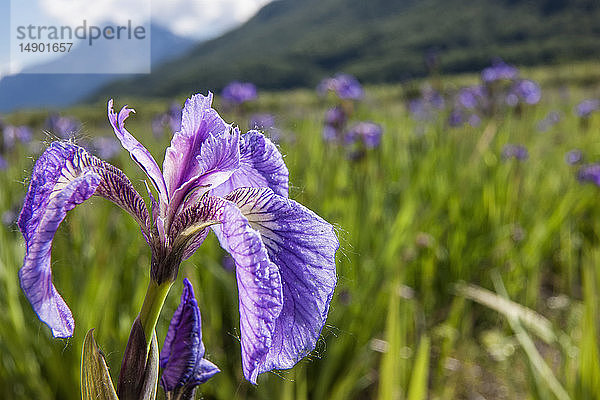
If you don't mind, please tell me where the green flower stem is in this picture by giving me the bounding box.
[138,280,173,354]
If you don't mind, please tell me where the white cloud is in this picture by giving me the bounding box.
[38,0,273,39]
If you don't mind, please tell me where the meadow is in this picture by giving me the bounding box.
[1,62,600,399]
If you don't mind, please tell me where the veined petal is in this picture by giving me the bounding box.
[17,142,149,337]
[214,202,283,383]
[169,195,224,260]
[169,126,241,216]
[108,100,168,206]
[160,278,220,393]
[19,171,101,337]
[212,130,289,198]
[162,93,230,198]
[225,187,338,374]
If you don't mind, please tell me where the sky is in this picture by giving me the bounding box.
[0,0,273,78]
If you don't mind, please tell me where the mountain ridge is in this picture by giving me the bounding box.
[93,0,600,99]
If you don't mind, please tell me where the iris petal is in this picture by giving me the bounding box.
[162,94,230,196]
[108,100,168,206]
[214,202,284,383]
[225,187,338,375]
[19,167,101,337]
[212,130,289,198]
[18,142,149,337]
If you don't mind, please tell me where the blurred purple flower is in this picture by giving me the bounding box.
[408,86,445,122]
[508,79,541,106]
[575,99,600,118]
[160,278,219,397]
[152,103,182,138]
[249,113,275,130]
[482,59,519,83]
[2,209,17,226]
[578,163,600,185]
[537,111,561,132]
[501,144,529,161]
[45,114,81,139]
[565,149,583,165]
[221,81,258,105]
[322,106,347,142]
[468,114,482,127]
[457,86,486,109]
[3,125,33,148]
[0,154,7,170]
[345,121,383,149]
[448,110,464,127]
[318,73,364,100]
[90,137,121,160]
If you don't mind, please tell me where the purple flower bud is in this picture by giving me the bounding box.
[501,144,529,161]
[0,154,7,170]
[160,278,220,396]
[221,81,258,104]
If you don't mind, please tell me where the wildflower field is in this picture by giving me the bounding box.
[2,61,600,399]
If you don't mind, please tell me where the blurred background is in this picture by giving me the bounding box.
[1,0,600,399]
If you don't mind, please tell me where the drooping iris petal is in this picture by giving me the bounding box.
[212,130,289,198]
[224,187,338,376]
[214,202,284,383]
[108,100,168,205]
[18,142,150,337]
[18,151,101,337]
[160,278,219,393]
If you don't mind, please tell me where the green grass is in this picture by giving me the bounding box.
[1,63,600,399]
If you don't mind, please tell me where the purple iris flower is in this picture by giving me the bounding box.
[45,114,81,139]
[448,110,464,127]
[160,278,219,397]
[507,79,541,106]
[3,125,33,149]
[90,136,121,160]
[578,163,600,185]
[457,86,486,109]
[481,59,519,83]
[17,93,338,383]
[501,144,529,161]
[575,99,600,118]
[318,73,364,100]
[322,106,347,142]
[565,149,583,165]
[345,122,383,149]
[537,111,561,132]
[153,103,183,138]
[221,81,258,105]
[248,113,275,130]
